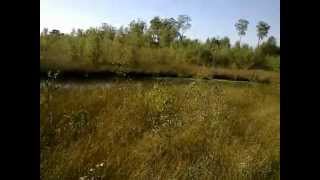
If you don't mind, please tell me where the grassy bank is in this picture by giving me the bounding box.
[40,79,279,179]
[40,62,279,84]
[41,17,280,85]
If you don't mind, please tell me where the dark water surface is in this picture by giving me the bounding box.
[40,77,259,90]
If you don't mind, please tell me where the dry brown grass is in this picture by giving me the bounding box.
[40,79,279,180]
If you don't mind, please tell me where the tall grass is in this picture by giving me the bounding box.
[40,79,279,180]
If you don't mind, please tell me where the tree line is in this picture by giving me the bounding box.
[40,15,280,71]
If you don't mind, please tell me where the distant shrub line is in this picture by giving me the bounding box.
[40,16,280,80]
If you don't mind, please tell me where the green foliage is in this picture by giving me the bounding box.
[250,37,280,71]
[206,36,231,50]
[235,19,249,36]
[199,47,213,66]
[259,36,280,56]
[256,21,271,46]
[212,48,233,67]
[235,19,249,44]
[264,55,280,71]
[40,16,279,72]
[231,46,255,69]
[177,15,192,41]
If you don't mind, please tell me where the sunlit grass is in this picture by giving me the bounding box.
[40,79,279,180]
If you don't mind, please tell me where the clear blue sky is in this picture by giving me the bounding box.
[41,0,280,46]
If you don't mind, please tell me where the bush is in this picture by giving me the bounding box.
[199,48,214,66]
[264,55,280,71]
[212,48,233,67]
[231,47,254,69]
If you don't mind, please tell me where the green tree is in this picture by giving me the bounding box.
[128,20,146,47]
[116,26,129,44]
[176,15,191,41]
[235,19,249,45]
[86,28,104,66]
[220,37,231,48]
[101,23,116,40]
[256,21,271,47]
[149,16,162,46]
[160,18,179,47]
[260,36,280,56]
[149,16,180,47]
[206,36,230,50]
[129,20,145,35]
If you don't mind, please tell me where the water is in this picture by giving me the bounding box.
[40,77,258,90]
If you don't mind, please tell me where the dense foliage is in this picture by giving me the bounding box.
[40,16,280,73]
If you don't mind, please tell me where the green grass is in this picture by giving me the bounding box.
[40,79,279,180]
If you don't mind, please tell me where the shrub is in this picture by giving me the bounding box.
[264,55,280,71]
[199,48,214,66]
[212,48,233,68]
[231,47,254,69]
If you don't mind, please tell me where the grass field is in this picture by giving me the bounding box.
[40,78,279,180]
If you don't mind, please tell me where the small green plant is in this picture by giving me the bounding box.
[40,70,61,151]
[70,110,89,130]
[42,70,60,124]
[43,70,60,95]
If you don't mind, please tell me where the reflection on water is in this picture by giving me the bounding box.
[40,77,257,90]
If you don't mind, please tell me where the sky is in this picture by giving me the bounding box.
[40,0,280,47]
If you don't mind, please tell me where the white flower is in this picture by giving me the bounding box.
[89,168,94,172]
[99,162,104,167]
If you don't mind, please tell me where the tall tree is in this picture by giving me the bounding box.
[161,18,179,46]
[149,16,180,47]
[256,21,271,47]
[128,20,146,47]
[101,23,116,40]
[177,15,191,41]
[235,19,249,45]
[129,20,145,35]
[149,16,162,45]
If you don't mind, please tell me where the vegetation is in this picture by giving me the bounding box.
[40,16,280,82]
[40,78,279,180]
[40,15,279,180]
[235,19,249,45]
[256,21,271,47]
